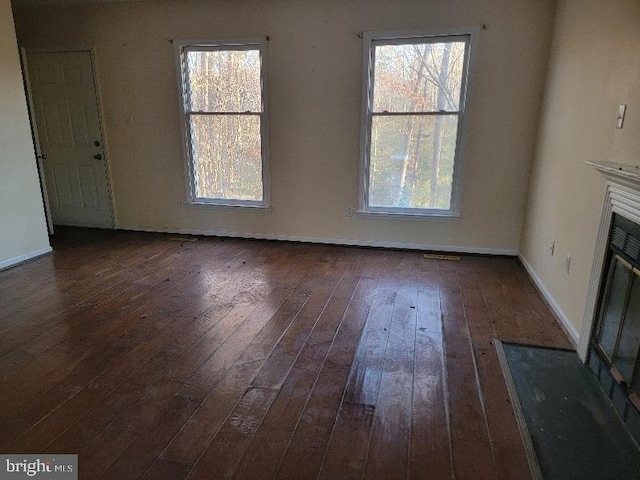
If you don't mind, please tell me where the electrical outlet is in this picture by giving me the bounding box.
[550,241,555,257]
[346,206,354,217]
[565,255,572,274]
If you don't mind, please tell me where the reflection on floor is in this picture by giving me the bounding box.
[0,227,573,479]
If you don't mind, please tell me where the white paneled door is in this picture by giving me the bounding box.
[26,50,113,228]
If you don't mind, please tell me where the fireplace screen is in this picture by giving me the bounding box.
[594,214,640,407]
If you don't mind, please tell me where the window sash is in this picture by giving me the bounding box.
[182,44,264,114]
[368,35,470,115]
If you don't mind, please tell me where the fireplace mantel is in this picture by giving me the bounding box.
[586,160,640,190]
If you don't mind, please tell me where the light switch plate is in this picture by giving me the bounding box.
[617,104,627,129]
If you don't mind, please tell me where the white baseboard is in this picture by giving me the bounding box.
[118,225,518,256]
[0,246,53,271]
[518,254,579,346]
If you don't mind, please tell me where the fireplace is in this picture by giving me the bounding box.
[591,214,640,406]
[583,160,640,445]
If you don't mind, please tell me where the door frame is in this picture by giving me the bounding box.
[21,46,116,230]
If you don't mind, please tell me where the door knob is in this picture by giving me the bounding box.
[93,154,103,160]
[37,154,47,160]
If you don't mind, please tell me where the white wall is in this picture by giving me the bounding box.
[14,0,554,254]
[520,0,640,341]
[0,0,51,270]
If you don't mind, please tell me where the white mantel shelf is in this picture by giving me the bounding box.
[587,160,640,189]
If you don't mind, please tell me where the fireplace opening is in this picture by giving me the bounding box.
[590,213,640,439]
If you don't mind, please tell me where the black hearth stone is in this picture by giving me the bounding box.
[500,342,640,480]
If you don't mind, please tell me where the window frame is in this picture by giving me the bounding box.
[174,37,270,208]
[359,27,478,218]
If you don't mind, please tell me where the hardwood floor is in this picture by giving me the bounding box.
[0,228,572,479]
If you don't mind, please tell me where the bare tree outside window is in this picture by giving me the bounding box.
[177,41,268,205]
[362,34,471,215]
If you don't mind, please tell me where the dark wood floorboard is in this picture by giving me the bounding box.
[0,227,573,479]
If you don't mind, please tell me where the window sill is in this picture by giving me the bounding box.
[357,210,462,221]
[180,200,272,212]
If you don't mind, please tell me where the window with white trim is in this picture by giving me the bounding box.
[175,39,269,206]
[360,30,473,216]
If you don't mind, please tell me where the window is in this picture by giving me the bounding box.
[360,29,474,216]
[175,39,269,206]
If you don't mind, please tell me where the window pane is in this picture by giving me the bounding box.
[186,49,262,113]
[597,258,632,359]
[369,114,458,209]
[372,41,466,113]
[613,274,640,383]
[189,114,262,201]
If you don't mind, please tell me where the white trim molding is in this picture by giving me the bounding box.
[0,246,52,271]
[578,168,640,360]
